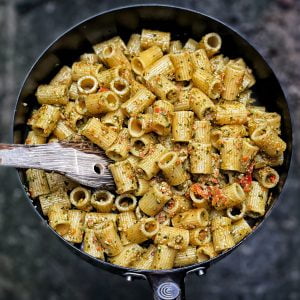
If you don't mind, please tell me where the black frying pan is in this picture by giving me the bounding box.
[13,5,292,300]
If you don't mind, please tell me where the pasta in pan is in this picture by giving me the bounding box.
[25,29,286,270]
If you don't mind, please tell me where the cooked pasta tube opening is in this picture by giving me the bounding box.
[166,88,179,102]
[158,151,177,169]
[190,190,207,208]
[77,76,98,94]
[131,57,144,75]
[131,138,149,157]
[115,194,137,212]
[191,228,211,245]
[91,190,114,211]
[209,79,222,99]
[233,183,246,200]
[204,33,222,52]
[210,129,222,148]
[226,203,246,221]
[140,218,160,237]
[163,198,180,216]
[103,45,114,58]
[70,187,91,208]
[33,127,46,136]
[56,223,70,236]
[75,97,88,115]
[265,172,279,187]
[110,78,129,97]
[105,93,119,110]
[105,150,123,161]
[128,117,145,137]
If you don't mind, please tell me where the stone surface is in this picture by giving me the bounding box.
[0,0,299,299]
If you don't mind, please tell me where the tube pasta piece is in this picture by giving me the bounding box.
[231,218,252,243]
[128,115,147,138]
[163,198,181,217]
[77,75,98,95]
[53,120,75,140]
[215,101,248,125]
[50,66,72,87]
[189,188,210,210]
[192,69,222,99]
[100,43,130,69]
[95,220,123,256]
[183,38,199,52]
[81,118,118,150]
[101,108,125,130]
[213,183,246,210]
[63,102,84,130]
[240,139,259,172]
[71,61,103,81]
[25,131,46,145]
[139,181,172,216]
[158,151,188,186]
[134,177,150,197]
[48,204,70,235]
[115,194,137,213]
[74,95,89,116]
[70,186,92,211]
[109,243,143,267]
[170,52,192,81]
[80,53,99,64]
[127,33,141,58]
[69,82,79,100]
[141,29,171,52]
[190,49,212,73]
[83,229,105,259]
[109,77,130,102]
[36,84,69,105]
[117,211,137,245]
[199,32,222,57]
[171,208,209,230]
[253,167,279,189]
[91,190,114,213]
[174,246,197,267]
[210,54,228,75]
[126,155,141,170]
[189,228,211,246]
[249,111,281,134]
[174,90,190,111]
[211,216,235,252]
[152,244,177,270]
[245,181,268,218]
[28,105,61,137]
[132,244,156,269]
[190,88,215,120]
[196,242,217,262]
[147,76,179,103]
[109,161,137,194]
[220,137,243,171]
[137,144,167,180]
[144,55,175,80]
[126,217,159,244]
[194,120,211,143]
[251,126,286,157]
[106,128,130,161]
[45,172,77,192]
[226,202,246,221]
[93,36,127,57]
[26,169,50,198]
[130,134,155,158]
[63,210,86,243]
[131,46,163,75]
[85,91,119,115]
[253,152,284,169]
[84,212,118,229]
[173,195,193,213]
[172,111,194,142]
[222,63,245,100]
[122,88,156,117]
[38,187,71,216]
[152,113,172,136]
[154,225,189,250]
[95,67,120,88]
[169,40,183,54]
[189,142,212,174]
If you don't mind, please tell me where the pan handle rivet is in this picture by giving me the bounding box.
[197,269,206,276]
[126,275,133,282]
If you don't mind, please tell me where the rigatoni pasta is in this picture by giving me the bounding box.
[24,28,286,271]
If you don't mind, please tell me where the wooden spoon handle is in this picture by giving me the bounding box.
[0,143,114,189]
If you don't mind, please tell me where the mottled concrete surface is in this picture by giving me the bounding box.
[0,0,299,299]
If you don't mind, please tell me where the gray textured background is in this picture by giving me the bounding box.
[0,0,299,299]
